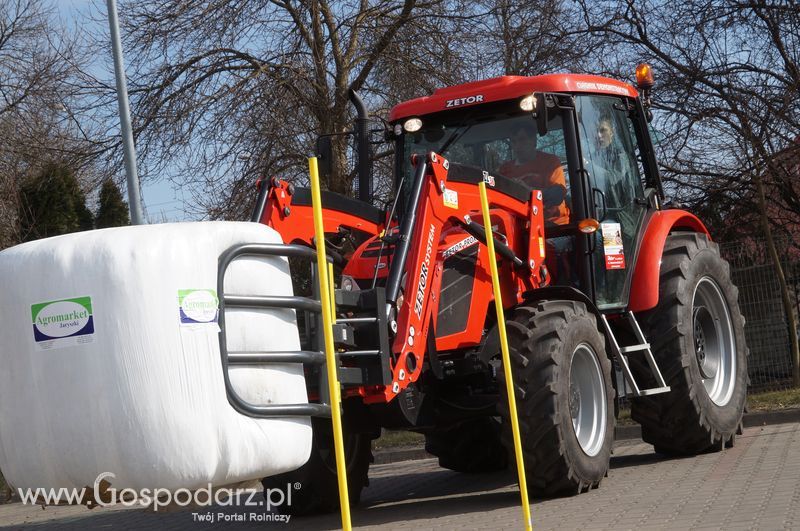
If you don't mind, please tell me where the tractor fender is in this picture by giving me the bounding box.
[628,209,710,313]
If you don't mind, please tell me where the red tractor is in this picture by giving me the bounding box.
[238,68,747,513]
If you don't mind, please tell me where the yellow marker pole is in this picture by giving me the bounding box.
[478,181,532,531]
[308,157,352,531]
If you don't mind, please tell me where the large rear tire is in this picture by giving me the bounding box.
[632,232,748,454]
[499,300,615,496]
[261,418,373,515]
[425,417,508,473]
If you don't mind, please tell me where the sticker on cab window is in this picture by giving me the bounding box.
[601,222,626,270]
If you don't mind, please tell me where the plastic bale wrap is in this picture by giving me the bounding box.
[0,221,312,492]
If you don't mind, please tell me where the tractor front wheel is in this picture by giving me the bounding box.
[261,418,373,515]
[425,417,508,473]
[499,300,615,496]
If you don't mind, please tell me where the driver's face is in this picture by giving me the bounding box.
[596,121,613,148]
[511,128,537,160]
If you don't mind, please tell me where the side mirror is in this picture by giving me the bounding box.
[316,135,333,180]
[535,93,548,137]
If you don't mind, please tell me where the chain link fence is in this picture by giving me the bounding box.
[720,239,799,391]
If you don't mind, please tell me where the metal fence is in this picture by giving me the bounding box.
[720,239,799,391]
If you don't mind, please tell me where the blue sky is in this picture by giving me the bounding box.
[57,0,189,222]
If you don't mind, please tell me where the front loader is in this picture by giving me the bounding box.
[238,67,748,513]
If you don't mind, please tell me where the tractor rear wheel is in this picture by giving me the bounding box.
[632,232,748,454]
[499,300,615,496]
[261,418,373,515]
[425,417,508,473]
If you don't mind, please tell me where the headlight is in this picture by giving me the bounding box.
[519,94,536,112]
[403,117,423,133]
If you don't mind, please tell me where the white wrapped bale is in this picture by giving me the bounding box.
[0,221,312,492]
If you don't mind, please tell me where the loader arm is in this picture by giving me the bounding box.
[259,177,384,245]
[372,152,547,404]
[256,154,547,406]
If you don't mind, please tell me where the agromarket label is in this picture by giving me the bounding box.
[178,289,219,326]
[31,296,95,351]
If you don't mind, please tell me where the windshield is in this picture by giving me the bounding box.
[397,105,570,225]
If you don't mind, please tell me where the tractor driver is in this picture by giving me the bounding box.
[594,115,623,174]
[498,122,570,225]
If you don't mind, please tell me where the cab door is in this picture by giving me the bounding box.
[575,95,649,310]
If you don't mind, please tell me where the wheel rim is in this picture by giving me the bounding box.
[693,277,736,406]
[569,343,607,457]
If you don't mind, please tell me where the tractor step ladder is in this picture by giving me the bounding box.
[600,312,671,397]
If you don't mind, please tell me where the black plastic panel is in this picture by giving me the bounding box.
[437,245,478,336]
[291,187,384,225]
[447,162,531,203]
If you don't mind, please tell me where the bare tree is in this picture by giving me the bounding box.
[118,0,590,217]
[471,0,587,76]
[0,0,109,248]
[118,0,443,218]
[578,0,800,385]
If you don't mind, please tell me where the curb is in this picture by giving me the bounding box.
[742,407,800,428]
[373,408,800,464]
[374,447,432,465]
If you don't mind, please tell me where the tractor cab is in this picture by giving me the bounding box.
[388,74,662,310]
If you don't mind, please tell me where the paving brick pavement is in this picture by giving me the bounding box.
[1,422,798,530]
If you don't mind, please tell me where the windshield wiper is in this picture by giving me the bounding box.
[436,122,473,156]
[435,108,481,156]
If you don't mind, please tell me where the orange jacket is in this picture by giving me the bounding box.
[499,152,570,225]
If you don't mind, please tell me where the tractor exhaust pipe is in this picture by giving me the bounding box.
[349,89,372,204]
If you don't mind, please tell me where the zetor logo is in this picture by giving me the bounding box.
[446,94,484,108]
[414,224,437,318]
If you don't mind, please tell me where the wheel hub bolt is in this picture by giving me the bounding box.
[570,383,580,418]
[694,312,717,379]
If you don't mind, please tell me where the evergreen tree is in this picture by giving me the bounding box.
[95,179,130,228]
[18,162,94,242]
